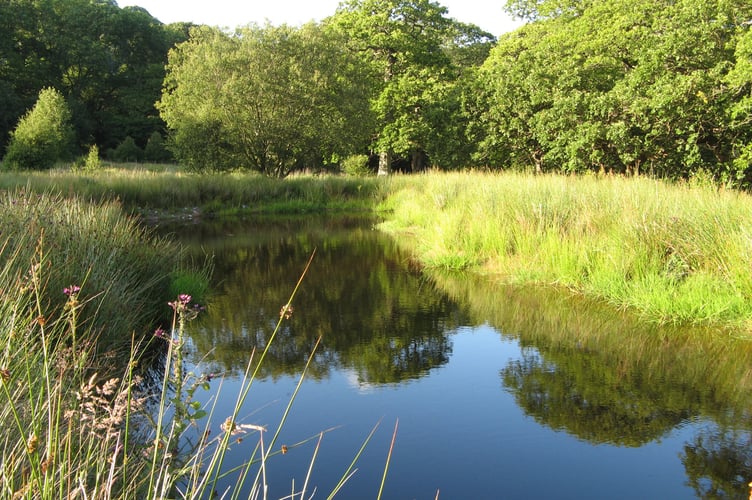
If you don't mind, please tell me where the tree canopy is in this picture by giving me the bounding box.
[3,0,752,182]
[475,0,752,183]
[159,23,375,176]
[0,0,187,158]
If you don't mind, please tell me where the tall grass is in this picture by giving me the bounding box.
[0,165,388,216]
[379,171,752,329]
[0,192,391,498]
[0,189,182,349]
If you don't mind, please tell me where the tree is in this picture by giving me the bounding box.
[328,0,495,173]
[159,23,374,176]
[475,0,752,179]
[0,0,186,155]
[3,88,75,170]
[330,0,457,174]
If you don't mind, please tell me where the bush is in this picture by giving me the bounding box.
[73,144,102,172]
[111,136,143,162]
[2,87,75,170]
[144,131,173,163]
[341,154,372,177]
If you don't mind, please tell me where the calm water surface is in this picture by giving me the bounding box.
[160,216,752,499]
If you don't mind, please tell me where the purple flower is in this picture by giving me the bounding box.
[63,285,81,296]
[169,294,193,311]
[154,327,166,339]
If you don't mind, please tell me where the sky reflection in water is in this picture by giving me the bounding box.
[159,216,752,499]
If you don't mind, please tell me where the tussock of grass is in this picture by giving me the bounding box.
[0,189,180,348]
[379,171,752,329]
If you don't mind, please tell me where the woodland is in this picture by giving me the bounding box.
[1,0,752,183]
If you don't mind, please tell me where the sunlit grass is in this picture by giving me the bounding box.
[0,163,387,215]
[379,171,752,329]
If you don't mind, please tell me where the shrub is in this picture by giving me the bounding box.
[73,144,102,172]
[143,131,173,163]
[111,136,143,163]
[2,87,75,170]
[341,154,372,177]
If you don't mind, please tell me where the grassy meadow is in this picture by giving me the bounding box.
[2,162,752,497]
[0,163,386,216]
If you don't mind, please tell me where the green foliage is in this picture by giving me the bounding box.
[2,88,75,170]
[476,0,752,180]
[72,144,102,172]
[160,23,374,177]
[330,0,493,172]
[0,0,187,154]
[143,131,172,163]
[110,136,143,163]
[341,154,372,176]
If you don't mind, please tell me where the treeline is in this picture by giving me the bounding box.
[478,0,752,184]
[2,0,752,183]
[0,0,190,162]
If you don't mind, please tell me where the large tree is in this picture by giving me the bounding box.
[474,0,752,181]
[0,0,184,155]
[329,0,493,174]
[159,23,374,176]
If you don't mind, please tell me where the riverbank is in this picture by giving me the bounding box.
[379,172,752,332]
[2,167,752,496]
[0,163,386,217]
[3,165,752,330]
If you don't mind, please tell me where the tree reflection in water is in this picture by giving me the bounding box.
[159,216,752,498]
[427,270,752,499]
[160,215,463,384]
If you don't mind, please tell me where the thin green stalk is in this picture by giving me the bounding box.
[239,336,323,500]
[377,419,399,500]
[326,420,382,500]
[206,250,317,497]
[300,432,324,500]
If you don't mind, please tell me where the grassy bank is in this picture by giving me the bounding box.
[0,164,387,216]
[0,189,187,348]
[3,165,752,330]
[0,189,180,496]
[379,172,752,330]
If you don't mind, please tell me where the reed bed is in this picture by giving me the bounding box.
[379,171,752,329]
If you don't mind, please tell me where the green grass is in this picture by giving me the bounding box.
[378,171,752,330]
[0,163,387,216]
[0,225,384,498]
[3,164,752,329]
[0,188,183,349]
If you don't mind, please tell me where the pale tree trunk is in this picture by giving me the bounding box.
[377,150,392,176]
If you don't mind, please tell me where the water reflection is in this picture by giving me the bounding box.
[162,216,465,384]
[158,217,752,498]
[428,271,752,497]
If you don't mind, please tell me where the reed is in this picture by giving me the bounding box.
[379,171,752,329]
[0,225,380,498]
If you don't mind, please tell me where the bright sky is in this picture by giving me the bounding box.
[117,0,524,37]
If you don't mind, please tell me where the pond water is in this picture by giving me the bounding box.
[160,215,752,499]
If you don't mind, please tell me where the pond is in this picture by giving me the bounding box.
[159,215,752,499]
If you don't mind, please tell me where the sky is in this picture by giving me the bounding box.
[117,0,524,37]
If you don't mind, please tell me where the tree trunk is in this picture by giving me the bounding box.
[411,150,425,172]
[377,150,392,176]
